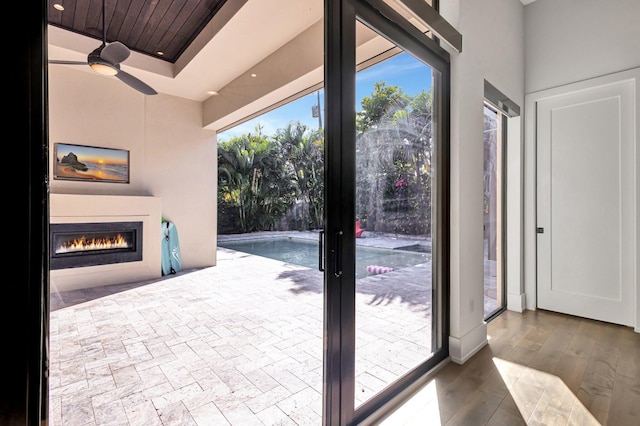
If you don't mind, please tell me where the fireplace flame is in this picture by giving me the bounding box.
[57,234,129,254]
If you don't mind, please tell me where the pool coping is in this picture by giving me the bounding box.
[217,230,432,252]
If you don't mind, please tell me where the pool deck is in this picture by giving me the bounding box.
[49,231,495,425]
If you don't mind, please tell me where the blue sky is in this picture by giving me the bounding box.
[219,52,433,140]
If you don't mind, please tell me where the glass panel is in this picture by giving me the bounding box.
[354,49,435,408]
[483,104,504,319]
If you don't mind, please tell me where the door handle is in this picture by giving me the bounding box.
[537,227,544,234]
[318,230,324,272]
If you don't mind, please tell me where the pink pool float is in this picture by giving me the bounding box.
[366,265,394,275]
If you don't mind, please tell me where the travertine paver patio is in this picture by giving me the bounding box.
[49,235,437,425]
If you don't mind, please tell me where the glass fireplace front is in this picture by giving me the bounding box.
[50,221,143,270]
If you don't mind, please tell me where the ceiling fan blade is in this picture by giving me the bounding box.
[115,70,157,95]
[49,60,88,65]
[101,41,130,65]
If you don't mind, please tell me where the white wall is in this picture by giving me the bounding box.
[48,67,147,196]
[523,0,640,331]
[524,0,640,93]
[441,0,525,363]
[48,66,218,278]
[145,95,219,268]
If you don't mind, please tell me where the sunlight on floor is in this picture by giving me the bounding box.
[378,380,441,425]
[493,357,601,425]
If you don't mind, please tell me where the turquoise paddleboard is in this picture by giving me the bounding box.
[161,221,182,275]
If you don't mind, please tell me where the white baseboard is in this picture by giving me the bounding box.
[507,292,526,313]
[449,322,488,364]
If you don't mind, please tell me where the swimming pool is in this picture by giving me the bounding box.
[218,237,430,278]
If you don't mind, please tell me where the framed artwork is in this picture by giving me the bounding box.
[54,143,130,183]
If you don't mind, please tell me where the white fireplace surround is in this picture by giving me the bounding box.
[50,194,163,293]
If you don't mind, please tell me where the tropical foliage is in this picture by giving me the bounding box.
[356,82,433,235]
[218,123,323,233]
[218,81,434,236]
[275,122,325,230]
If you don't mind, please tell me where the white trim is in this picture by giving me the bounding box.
[506,115,524,315]
[448,322,488,364]
[507,292,526,313]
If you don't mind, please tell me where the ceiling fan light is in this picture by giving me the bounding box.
[90,62,118,76]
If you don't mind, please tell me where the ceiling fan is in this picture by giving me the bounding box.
[48,0,157,95]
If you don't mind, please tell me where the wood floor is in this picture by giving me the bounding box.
[374,309,640,425]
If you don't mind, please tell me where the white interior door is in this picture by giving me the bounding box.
[536,78,635,326]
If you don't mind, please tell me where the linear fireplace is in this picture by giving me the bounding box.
[50,194,162,292]
[50,221,143,270]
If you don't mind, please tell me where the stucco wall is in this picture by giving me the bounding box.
[144,95,219,269]
[48,66,218,280]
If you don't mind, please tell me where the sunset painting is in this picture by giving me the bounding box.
[54,143,130,183]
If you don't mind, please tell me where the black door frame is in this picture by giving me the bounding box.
[14,1,453,424]
[11,0,50,424]
[323,0,451,424]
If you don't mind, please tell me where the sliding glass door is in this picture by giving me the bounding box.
[323,0,451,423]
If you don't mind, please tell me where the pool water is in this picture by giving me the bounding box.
[218,237,430,278]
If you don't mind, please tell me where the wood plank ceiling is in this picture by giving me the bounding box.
[47,0,228,63]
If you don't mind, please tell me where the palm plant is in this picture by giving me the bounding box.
[276,122,325,230]
[218,126,296,232]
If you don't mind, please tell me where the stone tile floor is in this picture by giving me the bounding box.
[49,233,496,425]
[50,249,326,425]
